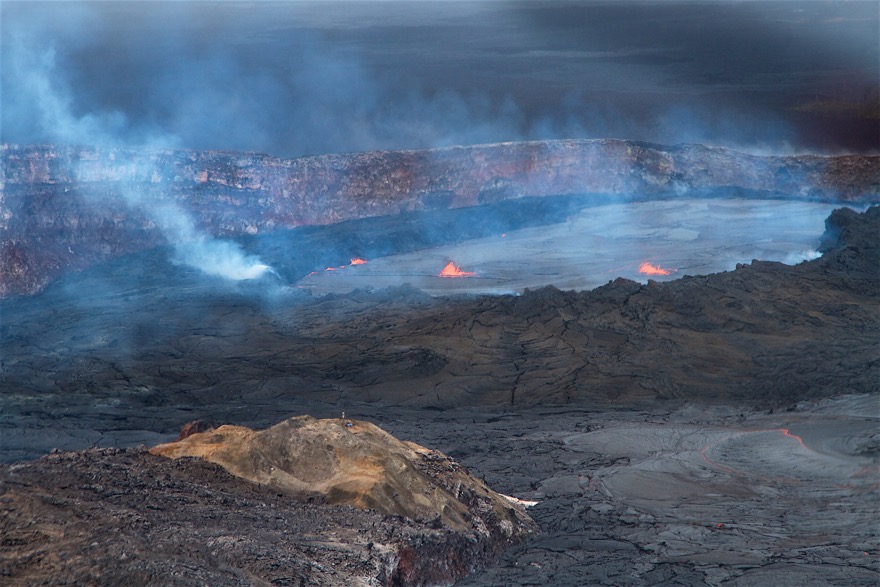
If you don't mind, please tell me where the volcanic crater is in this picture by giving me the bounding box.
[1,140,878,586]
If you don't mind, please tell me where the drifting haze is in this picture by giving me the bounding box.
[1,1,876,289]
[2,1,878,157]
[3,2,278,281]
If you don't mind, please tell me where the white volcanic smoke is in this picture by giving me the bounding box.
[174,239,272,281]
[148,208,275,282]
[782,249,822,265]
[146,199,273,281]
[6,38,273,282]
[10,2,863,159]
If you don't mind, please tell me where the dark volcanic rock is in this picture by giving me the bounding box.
[0,433,534,587]
[3,401,876,587]
[2,140,879,297]
[0,207,877,458]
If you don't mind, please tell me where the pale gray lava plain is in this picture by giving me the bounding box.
[1,201,879,586]
[396,397,880,586]
[296,199,844,296]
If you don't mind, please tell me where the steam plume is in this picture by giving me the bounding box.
[5,33,272,282]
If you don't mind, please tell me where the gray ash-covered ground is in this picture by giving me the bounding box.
[388,397,880,587]
[2,398,877,586]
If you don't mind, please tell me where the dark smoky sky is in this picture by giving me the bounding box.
[2,0,878,157]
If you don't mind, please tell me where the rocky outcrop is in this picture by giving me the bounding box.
[2,140,878,297]
[0,417,536,587]
[150,415,536,539]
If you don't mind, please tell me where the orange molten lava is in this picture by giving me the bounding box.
[638,262,675,276]
[350,258,368,265]
[439,261,476,278]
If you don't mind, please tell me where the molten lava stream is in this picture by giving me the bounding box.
[638,261,675,276]
[439,261,476,278]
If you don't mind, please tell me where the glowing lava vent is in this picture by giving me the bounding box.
[638,262,676,276]
[439,261,476,278]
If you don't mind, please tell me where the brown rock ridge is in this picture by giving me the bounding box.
[0,417,537,586]
[2,139,878,297]
[0,448,517,586]
[150,415,537,540]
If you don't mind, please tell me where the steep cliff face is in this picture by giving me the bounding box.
[2,140,879,297]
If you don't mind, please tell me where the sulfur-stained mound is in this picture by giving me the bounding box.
[0,417,537,587]
[151,415,536,539]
